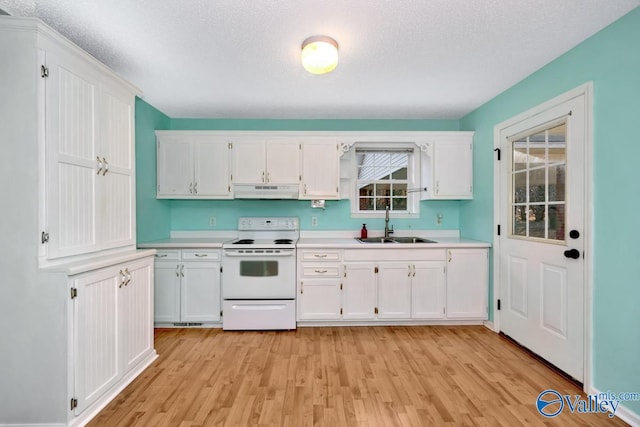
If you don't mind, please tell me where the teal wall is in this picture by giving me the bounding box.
[135,97,171,241]
[460,7,640,414]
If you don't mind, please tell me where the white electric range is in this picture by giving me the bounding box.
[222,217,298,330]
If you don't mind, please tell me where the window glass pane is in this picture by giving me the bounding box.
[529,168,546,203]
[359,183,374,197]
[375,198,390,210]
[548,165,566,202]
[513,206,526,236]
[548,204,566,241]
[513,143,528,171]
[513,172,526,203]
[359,198,374,211]
[392,184,407,196]
[392,198,407,210]
[376,184,390,197]
[391,167,407,179]
[529,204,546,238]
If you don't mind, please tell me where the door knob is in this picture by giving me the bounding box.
[564,249,580,259]
[569,230,580,239]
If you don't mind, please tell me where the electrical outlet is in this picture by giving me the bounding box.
[436,213,443,225]
[311,217,318,227]
[209,217,216,227]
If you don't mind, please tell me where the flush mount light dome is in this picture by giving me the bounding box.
[301,35,339,75]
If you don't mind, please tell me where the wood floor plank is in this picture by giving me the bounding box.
[88,326,628,426]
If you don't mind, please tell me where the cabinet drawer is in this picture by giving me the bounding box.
[302,266,340,277]
[301,251,341,262]
[182,250,221,261]
[154,250,180,261]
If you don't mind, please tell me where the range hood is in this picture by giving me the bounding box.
[233,184,300,199]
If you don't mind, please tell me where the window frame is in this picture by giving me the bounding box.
[350,142,420,218]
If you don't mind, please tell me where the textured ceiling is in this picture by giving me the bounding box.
[1,1,638,119]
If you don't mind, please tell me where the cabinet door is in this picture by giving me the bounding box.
[300,142,340,200]
[412,261,446,319]
[266,142,299,184]
[120,258,154,373]
[298,278,342,320]
[233,142,265,184]
[194,140,232,197]
[342,263,376,319]
[100,83,135,249]
[157,137,193,196]
[73,267,121,414]
[181,262,221,322]
[45,48,100,259]
[154,262,181,323]
[433,141,473,199]
[446,249,488,319]
[377,263,412,319]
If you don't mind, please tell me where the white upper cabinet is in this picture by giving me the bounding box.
[156,132,232,199]
[420,133,474,200]
[232,141,299,185]
[300,141,340,200]
[40,26,138,260]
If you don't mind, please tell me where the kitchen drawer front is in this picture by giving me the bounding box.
[300,250,341,262]
[302,265,341,277]
[154,250,180,261]
[344,249,446,261]
[181,250,221,261]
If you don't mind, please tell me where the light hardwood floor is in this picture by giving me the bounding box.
[89,326,627,426]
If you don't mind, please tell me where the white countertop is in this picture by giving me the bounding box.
[138,238,230,249]
[297,236,490,249]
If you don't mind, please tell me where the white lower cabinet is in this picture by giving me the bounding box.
[445,248,489,319]
[297,247,487,323]
[153,249,221,325]
[71,255,155,417]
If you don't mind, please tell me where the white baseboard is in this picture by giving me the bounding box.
[483,320,496,332]
[590,387,640,426]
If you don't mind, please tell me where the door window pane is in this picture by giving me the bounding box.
[509,122,566,242]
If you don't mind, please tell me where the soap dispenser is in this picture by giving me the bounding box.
[361,224,368,239]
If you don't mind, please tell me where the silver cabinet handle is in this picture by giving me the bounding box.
[102,157,109,176]
[155,253,168,258]
[408,265,411,277]
[96,156,103,175]
[412,264,416,277]
[118,269,126,288]
[448,250,452,263]
[194,182,198,194]
[267,171,270,182]
[124,267,131,286]
[176,264,180,277]
[314,269,328,274]
[262,171,265,183]
[314,254,327,258]
[435,180,440,195]
[194,253,208,257]
[189,182,193,194]
[300,281,304,294]
[180,265,185,277]
[304,184,308,195]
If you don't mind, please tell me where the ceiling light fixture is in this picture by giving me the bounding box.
[301,35,339,75]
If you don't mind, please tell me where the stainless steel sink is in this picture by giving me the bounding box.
[356,237,396,243]
[391,237,437,244]
[355,237,437,244]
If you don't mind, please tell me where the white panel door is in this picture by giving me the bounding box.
[300,142,340,200]
[377,263,412,319]
[298,278,342,320]
[45,49,99,258]
[446,249,488,319]
[233,142,265,184]
[157,137,193,196]
[411,261,446,319]
[342,262,376,319]
[153,261,181,323]
[181,262,221,322]
[73,267,120,415]
[194,139,231,197]
[120,258,154,373]
[99,84,135,249]
[266,142,299,184]
[497,91,587,382]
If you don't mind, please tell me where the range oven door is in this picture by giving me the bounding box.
[222,249,296,299]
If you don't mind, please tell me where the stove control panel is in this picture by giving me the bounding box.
[238,217,299,231]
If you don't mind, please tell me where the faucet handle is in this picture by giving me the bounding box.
[389,225,394,235]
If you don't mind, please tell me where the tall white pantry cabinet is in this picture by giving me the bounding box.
[0,16,156,426]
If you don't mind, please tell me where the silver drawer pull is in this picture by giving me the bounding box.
[314,269,328,274]
[194,254,208,257]
[314,254,327,258]
[155,254,168,258]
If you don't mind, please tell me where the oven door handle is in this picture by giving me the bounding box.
[223,251,295,257]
